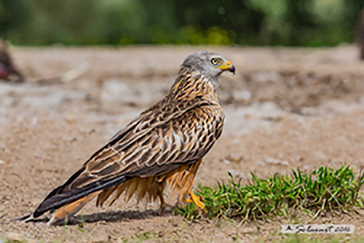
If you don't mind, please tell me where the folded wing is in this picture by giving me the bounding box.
[33,97,224,218]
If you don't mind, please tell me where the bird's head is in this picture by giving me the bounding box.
[181,51,235,79]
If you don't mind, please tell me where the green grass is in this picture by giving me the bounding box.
[175,165,364,222]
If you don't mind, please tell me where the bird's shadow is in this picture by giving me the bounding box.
[47,208,174,226]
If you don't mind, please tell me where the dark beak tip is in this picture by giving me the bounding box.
[229,65,236,75]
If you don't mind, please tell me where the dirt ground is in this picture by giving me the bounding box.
[1,46,364,242]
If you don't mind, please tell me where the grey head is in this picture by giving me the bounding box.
[182,51,235,81]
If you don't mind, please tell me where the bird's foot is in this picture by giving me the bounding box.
[159,202,166,216]
[158,194,173,215]
[186,190,208,217]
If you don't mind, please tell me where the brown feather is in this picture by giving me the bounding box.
[96,160,202,207]
[96,186,117,207]
[48,192,99,225]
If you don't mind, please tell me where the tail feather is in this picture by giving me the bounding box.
[16,213,34,222]
[34,175,128,218]
[47,192,99,226]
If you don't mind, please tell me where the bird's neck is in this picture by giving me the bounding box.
[168,67,220,103]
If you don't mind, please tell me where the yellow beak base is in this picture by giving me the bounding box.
[216,60,235,74]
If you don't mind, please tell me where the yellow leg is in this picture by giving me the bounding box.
[186,190,208,217]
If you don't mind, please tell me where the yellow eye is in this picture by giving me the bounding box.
[211,58,221,66]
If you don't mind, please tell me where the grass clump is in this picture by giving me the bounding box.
[176,165,364,221]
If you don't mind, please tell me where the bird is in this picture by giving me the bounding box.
[0,38,87,85]
[0,38,24,82]
[19,51,235,225]
[358,8,364,60]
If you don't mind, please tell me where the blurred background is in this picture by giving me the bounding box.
[0,0,363,47]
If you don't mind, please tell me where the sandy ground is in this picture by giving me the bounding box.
[1,46,364,242]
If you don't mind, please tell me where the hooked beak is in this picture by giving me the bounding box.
[217,60,235,75]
